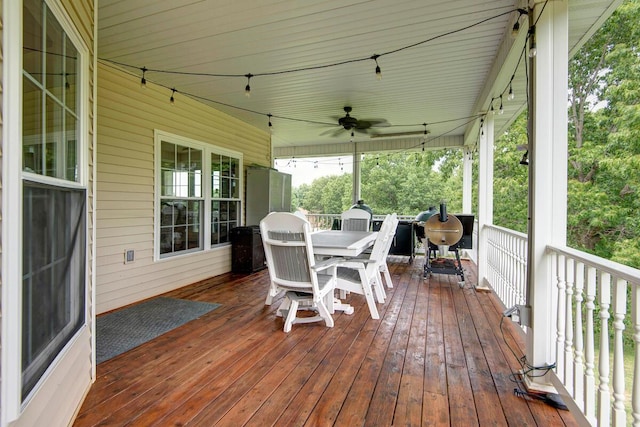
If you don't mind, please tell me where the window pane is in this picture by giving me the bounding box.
[23,77,43,173]
[161,141,176,170]
[65,112,77,181]
[211,154,220,197]
[22,182,85,399]
[159,199,202,257]
[65,37,78,113]
[176,145,189,171]
[211,200,220,245]
[230,158,240,198]
[45,95,63,178]
[46,7,65,100]
[23,0,43,83]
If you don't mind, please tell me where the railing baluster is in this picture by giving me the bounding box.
[598,272,611,426]
[612,276,627,426]
[573,261,585,412]
[585,265,597,424]
[633,284,640,426]
[565,257,575,393]
[556,254,567,381]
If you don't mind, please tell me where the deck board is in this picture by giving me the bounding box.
[74,256,578,426]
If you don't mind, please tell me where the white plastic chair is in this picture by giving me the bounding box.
[378,213,398,288]
[260,212,340,332]
[334,216,395,319]
[340,208,371,231]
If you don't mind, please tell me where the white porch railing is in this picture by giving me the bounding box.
[547,245,640,427]
[485,224,640,426]
[485,224,528,310]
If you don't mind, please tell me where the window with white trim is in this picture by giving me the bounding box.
[156,132,242,259]
[21,0,87,402]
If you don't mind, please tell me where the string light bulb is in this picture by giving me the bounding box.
[490,103,495,115]
[170,88,176,105]
[511,20,520,38]
[372,54,382,80]
[511,9,527,38]
[528,26,537,58]
[520,150,529,166]
[140,66,147,88]
[421,123,428,151]
[267,113,273,132]
[499,95,504,114]
[244,73,253,97]
[508,82,514,100]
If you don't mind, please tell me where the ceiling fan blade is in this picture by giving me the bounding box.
[320,126,342,136]
[365,119,390,127]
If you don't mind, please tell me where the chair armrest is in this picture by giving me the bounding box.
[339,257,378,266]
[312,257,343,272]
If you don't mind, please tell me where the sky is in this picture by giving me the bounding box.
[274,156,353,187]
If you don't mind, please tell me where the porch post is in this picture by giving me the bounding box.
[476,115,494,291]
[525,0,568,391]
[352,148,361,204]
[462,147,472,213]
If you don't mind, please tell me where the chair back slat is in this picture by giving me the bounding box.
[341,209,371,231]
[268,231,312,282]
[342,218,369,232]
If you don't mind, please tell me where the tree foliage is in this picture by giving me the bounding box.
[296,150,464,217]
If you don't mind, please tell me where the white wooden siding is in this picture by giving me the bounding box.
[96,63,270,314]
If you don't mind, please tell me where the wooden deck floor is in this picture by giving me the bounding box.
[74,257,577,426]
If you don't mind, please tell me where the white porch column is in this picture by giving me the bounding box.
[525,0,568,391]
[476,116,494,291]
[462,147,473,213]
[352,148,361,204]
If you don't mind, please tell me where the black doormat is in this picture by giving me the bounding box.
[96,297,220,364]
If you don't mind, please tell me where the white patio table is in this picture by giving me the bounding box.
[311,230,377,257]
[311,230,378,314]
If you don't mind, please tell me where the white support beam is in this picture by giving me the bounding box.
[476,116,494,291]
[462,147,473,214]
[525,0,569,392]
[273,135,464,159]
[352,148,361,204]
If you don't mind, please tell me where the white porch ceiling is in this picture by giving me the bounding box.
[98,0,621,158]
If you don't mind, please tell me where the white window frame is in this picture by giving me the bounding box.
[154,130,243,261]
[2,0,90,422]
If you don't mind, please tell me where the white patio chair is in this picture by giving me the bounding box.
[340,208,371,232]
[335,215,395,319]
[260,212,340,332]
[356,213,398,289]
[378,213,398,288]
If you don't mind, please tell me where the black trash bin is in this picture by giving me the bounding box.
[230,226,266,273]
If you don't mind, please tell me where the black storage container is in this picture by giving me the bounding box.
[230,226,266,273]
[372,219,415,263]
